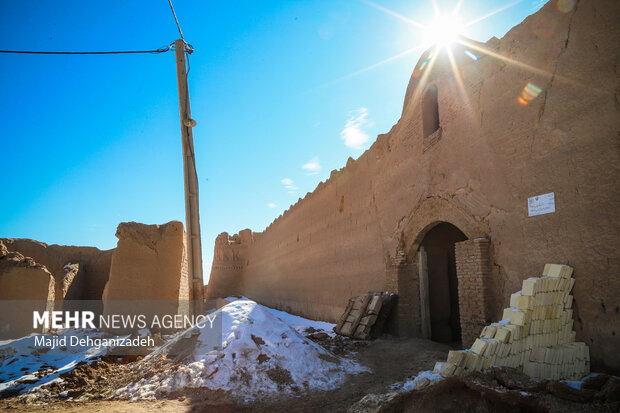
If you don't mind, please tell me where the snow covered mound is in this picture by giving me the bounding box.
[115,298,368,401]
[0,329,108,397]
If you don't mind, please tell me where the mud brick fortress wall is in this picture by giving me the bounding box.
[206,0,620,372]
[207,0,620,371]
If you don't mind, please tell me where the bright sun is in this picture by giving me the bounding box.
[423,15,464,48]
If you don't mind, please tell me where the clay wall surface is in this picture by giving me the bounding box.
[102,221,191,331]
[207,0,620,371]
[0,238,113,305]
[204,230,251,299]
[0,241,55,336]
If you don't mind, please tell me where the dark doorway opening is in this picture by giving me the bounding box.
[420,222,467,344]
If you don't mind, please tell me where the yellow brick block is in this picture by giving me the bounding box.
[517,295,533,311]
[447,350,467,367]
[557,277,569,292]
[471,338,488,355]
[522,278,539,296]
[483,339,499,357]
[432,361,444,374]
[506,324,523,341]
[503,308,530,326]
[523,360,540,378]
[480,325,497,339]
[465,352,481,371]
[496,327,511,343]
[549,278,560,291]
[531,346,546,363]
[543,264,573,278]
[439,362,457,378]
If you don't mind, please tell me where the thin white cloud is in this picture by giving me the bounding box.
[341,107,371,149]
[302,157,321,175]
[281,178,298,191]
[267,203,277,208]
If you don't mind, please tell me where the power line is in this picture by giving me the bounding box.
[1,1,192,56]
[0,44,174,55]
[167,0,184,41]
[166,0,193,75]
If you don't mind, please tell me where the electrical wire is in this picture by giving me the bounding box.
[167,0,184,41]
[166,0,192,73]
[1,1,192,57]
[0,44,174,55]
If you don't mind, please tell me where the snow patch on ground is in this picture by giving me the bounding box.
[0,329,108,396]
[561,372,601,389]
[391,369,443,392]
[114,298,368,401]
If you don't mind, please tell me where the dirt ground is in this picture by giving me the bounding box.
[1,335,617,413]
[0,335,450,412]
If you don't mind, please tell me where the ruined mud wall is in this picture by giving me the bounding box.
[208,0,620,371]
[0,241,55,336]
[205,230,252,299]
[0,238,113,303]
[102,221,192,329]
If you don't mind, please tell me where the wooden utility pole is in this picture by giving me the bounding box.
[174,39,204,316]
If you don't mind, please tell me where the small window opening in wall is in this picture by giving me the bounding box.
[422,84,440,138]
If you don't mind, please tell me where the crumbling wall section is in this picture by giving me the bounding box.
[0,238,113,305]
[204,230,251,299]
[102,221,190,332]
[0,241,55,337]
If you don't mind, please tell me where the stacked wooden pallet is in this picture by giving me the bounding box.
[334,292,395,340]
[434,264,589,381]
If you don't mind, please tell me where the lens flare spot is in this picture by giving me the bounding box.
[423,15,464,48]
[464,50,479,61]
[518,83,542,105]
[557,0,576,13]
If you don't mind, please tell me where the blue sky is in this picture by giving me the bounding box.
[0,0,545,282]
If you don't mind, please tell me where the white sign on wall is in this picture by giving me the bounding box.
[528,192,555,217]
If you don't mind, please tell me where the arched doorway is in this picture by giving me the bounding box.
[418,222,467,344]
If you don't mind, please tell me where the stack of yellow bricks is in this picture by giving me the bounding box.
[434,264,589,381]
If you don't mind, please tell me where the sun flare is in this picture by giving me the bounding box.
[423,15,464,49]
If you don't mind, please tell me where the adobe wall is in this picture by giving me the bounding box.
[0,237,113,305]
[102,221,192,331]
[204,230,251,299]
[0,241,55,337]
[207,0,620,371]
